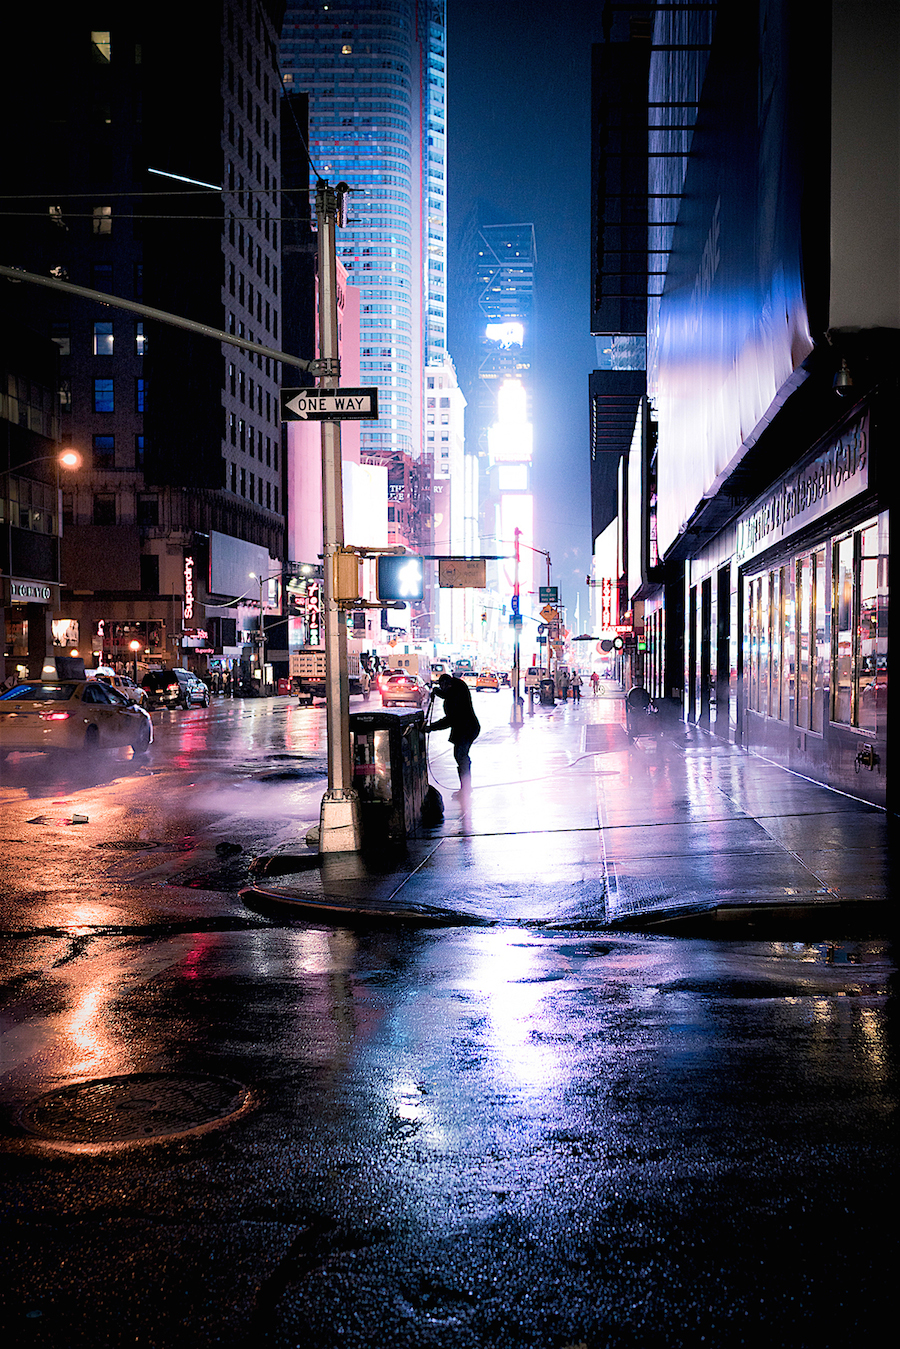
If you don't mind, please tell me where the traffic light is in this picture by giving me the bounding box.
[376,554,423,601]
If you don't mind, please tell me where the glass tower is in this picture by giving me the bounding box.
[280,1,447,461]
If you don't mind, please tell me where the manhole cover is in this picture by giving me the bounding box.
[17,1072,255,1152]
[96,840,162,851]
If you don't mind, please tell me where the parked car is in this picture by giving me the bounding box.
[95,671,148,708]
[0,679,153,755]
[380,671,431,708]
[141,668,210,709]
[476,670,500,691]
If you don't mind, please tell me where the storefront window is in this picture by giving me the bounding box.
[832,535,854,724]
[782,565,794,721]
[796,557,811,730]
[812,548,827,732]
[769,569,782,719]
[858,520,886,734]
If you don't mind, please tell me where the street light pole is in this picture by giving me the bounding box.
[316,180,362,853]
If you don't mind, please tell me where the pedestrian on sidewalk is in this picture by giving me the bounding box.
[426,672,480,791]
[572,672,582,702]
[556,669,570,702]
[360,667,371,701]
[590,671,600,696]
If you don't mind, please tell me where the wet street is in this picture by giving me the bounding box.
[1,691,897,1347]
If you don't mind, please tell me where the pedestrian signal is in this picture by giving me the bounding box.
[377,553,423,601]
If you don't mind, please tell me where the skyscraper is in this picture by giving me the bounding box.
[472,220,537,639]
[280,1,447,462]
[1,3,287,685]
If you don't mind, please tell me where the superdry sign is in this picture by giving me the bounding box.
[280,388,379,421]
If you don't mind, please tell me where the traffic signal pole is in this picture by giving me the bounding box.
[510,528,524,725]
[315,181,362,853]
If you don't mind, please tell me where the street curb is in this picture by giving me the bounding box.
[239,885,491,928]
[605,897,893,938]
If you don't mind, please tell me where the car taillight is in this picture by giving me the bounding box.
[166,682,179,692]
[39,711,70,721]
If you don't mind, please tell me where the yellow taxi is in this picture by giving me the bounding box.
[475,669,500,692]
[0,678,153,756]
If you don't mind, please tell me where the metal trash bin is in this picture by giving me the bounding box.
[350,708,428,843]
[539,678,555,705]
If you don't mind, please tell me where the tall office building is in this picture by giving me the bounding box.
[470,220,537,643]
[280,1,447,461]
[1,3,288,685]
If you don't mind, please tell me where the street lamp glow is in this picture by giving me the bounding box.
[3,449,82,475]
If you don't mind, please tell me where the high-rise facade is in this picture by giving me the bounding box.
[1,3,288,685]
[472,221,537,650]
[597,1,897,811]
[280,1,447,462]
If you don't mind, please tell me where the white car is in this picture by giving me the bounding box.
[0,679,153,756]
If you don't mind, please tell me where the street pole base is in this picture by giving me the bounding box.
[510,695,525,726]
[319,789,363,854]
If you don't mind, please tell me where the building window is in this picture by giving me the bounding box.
[62,492,74,526]
[91,263,113,293]
[92,206,112,235]
[93,378,114,412]
[91,31,111,62]
[140,554,160,593]
[135,378,146,413]
[51,323,70,357]
[92,434,115,468]
[93,321,114,356]
[93,493,116,525]
[832,520,885,731]
[137,493,159,526]
[135,323,147,356]
[135,434,145,469]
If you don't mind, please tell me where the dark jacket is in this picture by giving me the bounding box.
[429,676,480,744]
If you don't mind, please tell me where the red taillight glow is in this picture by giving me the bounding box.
[39,711,70,721]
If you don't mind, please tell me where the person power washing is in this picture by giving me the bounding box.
[425,672,480,793]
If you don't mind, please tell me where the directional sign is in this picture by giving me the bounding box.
[280,387,379,421]
[539,586,558,604]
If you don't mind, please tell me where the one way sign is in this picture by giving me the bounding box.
[280,387,379,421]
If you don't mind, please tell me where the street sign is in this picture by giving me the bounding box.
[540,604,558,623]
[539,586,558,603]
[510,593,520,616]
[437,557,486,588]
[280,387,379,421]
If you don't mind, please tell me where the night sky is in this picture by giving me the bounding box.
[447,0,605,632]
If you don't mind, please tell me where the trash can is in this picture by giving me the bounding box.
[350,708,429,844]
[539,678,555,706]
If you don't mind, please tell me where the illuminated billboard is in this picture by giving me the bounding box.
[485,322,524,348]
[487,378,533,465]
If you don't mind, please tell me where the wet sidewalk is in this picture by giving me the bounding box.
[244,685,894,935]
